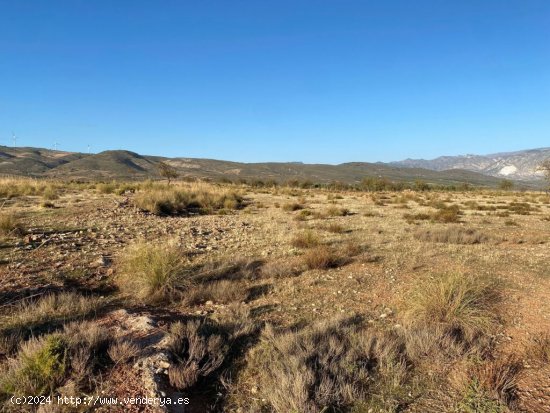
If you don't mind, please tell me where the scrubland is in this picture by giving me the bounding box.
[0,177,549,412]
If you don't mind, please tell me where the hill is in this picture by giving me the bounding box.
[0,145,543,188]
[392,147,550,180]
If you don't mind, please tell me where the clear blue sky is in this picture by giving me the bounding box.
[1,1,549,163]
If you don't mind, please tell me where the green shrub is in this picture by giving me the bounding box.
[0,334,67,397]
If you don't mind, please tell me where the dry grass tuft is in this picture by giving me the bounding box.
[134,186,243,216]
[281,201,304,212]
[0,212,23,236]
[414,227,489,244]
[452,356,522,412]
[0,293,106,350]
[432,205,462,223]
[290,230,320,248]
[302,245,348,269]
[116,240,191,304]
[325,206,350,217]
[324,222,347,233]
[186,280,248,305]
[405,273,501,348]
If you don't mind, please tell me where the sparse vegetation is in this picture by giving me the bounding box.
[290,230,320,248]
[415,227,489,244]
[232,317,410,413]
[0,212,23,236]
[0,293,106,350]
[134,186,243,215]
[302,245,347,269]
[0,176,547,411]
[116,240,191,303]
[405,273,501,347]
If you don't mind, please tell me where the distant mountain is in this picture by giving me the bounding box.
[392,148,550,180]
[0,145,544,189]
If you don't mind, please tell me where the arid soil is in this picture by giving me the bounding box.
[0,181,549,412]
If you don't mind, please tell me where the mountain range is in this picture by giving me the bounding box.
[0,145,547,188]
[392,147,550,181]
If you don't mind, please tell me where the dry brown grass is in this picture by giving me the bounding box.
[302,245,348,269]
[451,356,522,412]
[134,186,243,216]
[186,280,248,305]
[281,201,304,211]
[0,293,106,351]
[405,273,501,348]
[529,333,550,362]
[324,206,350,217]
[432,205,462,223]
[414,227,489,244]
[116,240,191,304]
[232,317,409,413]
[0,212,23,236]
[324,222,347,233]
[290,230,321,248]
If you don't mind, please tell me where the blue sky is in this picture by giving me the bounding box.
[1,1,549,163]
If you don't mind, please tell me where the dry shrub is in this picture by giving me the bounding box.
[134,187,242,216]
[325,206,350,217]
[167,320,229,390]
[294,209,313,221]
[290,230,320,248]
[168,307,256,392]
[403,212,430,223]
[414,227,489,244]
[302,245,347,269]
[96,182,116,194]
[324,222,347,233]
[0,213,23,236]
[432,205,462,223]
[116,240,191,303]
[63,321,110,386]
[405,273,501,350]
[281,202,304,212]
[236,317,409,413]
[108,339,140,364]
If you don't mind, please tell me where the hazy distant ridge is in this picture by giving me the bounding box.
[0,145,545,188]
[392,148,550,180]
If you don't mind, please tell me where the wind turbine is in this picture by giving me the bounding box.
[12,132,17,148]
[54,141,58,151]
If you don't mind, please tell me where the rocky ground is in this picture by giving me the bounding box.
[1,183,549,412]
